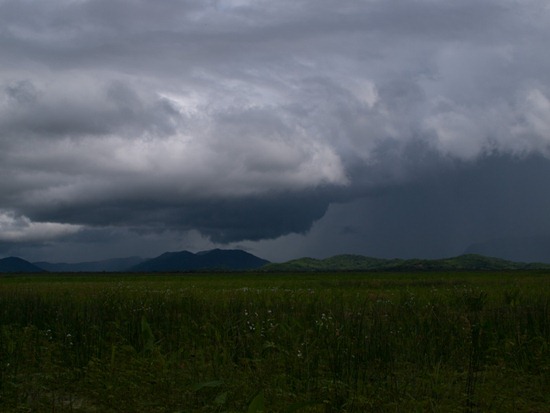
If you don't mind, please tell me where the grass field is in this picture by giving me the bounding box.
[0,271,549,412]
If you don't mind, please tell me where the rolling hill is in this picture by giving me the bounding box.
[263,254,550,272]
[4,251,550,274]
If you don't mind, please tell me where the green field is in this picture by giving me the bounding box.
[0,271,549,412]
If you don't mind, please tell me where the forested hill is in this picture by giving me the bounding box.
[263,254,550,272]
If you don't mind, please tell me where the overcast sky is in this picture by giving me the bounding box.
[2,0,550,263]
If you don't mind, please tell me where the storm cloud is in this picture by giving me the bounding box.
[2,0,550,262]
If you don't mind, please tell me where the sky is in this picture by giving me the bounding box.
[2,0,550,263]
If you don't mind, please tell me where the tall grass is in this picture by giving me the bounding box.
[0,272,549,412]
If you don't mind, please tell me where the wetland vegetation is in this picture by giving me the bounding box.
[0,271,548,412]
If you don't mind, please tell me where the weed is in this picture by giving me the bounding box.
[0,271,548,412]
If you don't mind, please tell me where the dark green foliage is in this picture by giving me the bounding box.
[0,271,549,412]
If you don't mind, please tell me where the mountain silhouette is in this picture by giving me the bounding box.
[6,251,550,274]
[130,249,270,272]
[0,257,47,273]
[34,257,144,272]
[263,253,550,271]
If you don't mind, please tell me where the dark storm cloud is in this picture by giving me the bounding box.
[25,191,332,244]
[2,0,550,261]
[348,155,550,258]
[0,79,179,138]
[245,154,550,262]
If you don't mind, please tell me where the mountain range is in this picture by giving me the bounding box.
[34,256,144,272]
[0,249,269,273]
[1,250,550,274]
[129,249,270,272]
[0,257,47,273]
[261,254,550,272]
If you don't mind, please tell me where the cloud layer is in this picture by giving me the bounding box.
[2,0,550,261]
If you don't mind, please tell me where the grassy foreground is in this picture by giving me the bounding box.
[0,271,549,412]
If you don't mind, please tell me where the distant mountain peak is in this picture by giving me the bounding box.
[0,257,46,273]
[7,250,549,274]
[130,248,270,272]
[196,248,220,255]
